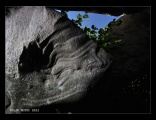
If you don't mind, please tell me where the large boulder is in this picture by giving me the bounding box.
[5,6,112,114]
[101,8,150,113]
[106,8,150,87]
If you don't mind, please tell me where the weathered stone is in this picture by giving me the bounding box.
[71,8,150,113]
[103,8,150,109]
[52,7,147,16]
[5,6,112,114]
[106,8,150,83]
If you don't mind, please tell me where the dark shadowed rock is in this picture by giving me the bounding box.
[100,8,150,113]
[53,7,147,16]
[106,8,150,85]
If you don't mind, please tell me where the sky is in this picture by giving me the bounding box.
[66,11,121,29]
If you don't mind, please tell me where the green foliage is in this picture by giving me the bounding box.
[108,19,122,27]
[71,12,123,48]
[77,14,82,19]
[83,13,89,18]
[115,19,122,26]
[103,43,108,47]
[115,39,122,43]
[72,13,90,27]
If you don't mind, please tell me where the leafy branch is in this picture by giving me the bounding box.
[71,12,123,48]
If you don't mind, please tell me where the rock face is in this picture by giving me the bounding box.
[52,7,147,16]
[102,8,150,112]
[64,8,150,113]
[5,6,112,114]
[106,8,150,87]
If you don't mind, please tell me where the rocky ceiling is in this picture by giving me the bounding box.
[52,7,148,16]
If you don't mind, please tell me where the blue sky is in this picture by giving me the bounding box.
[67,11,121,29]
